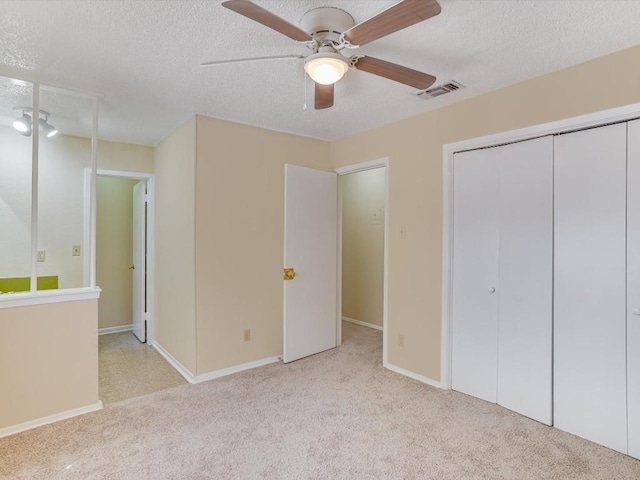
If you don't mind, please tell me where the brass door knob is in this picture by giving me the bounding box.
[283,268,296,280]
[129,265,135,270]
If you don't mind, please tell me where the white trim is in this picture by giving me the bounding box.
[98,324,133,335]
[336,174,343,347]
[152,342,197,384]
[89,97,99,288]
[96,169,154,180]
[334,158,389,366]
[342,316,383,331]
[30,84,39,294]
[334,158,388,175]
[0,401,103,439]
[384,362,443,389]
[89,169,156,345]
[192,356,282,384]
[440,101,640,390]
[146,176,156,345]
[152,342,282,385]
[83,169,92,286]
[0,287,101,309]
[444,101,640,155]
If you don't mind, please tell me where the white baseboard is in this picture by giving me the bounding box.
[342,316,383,331]
[0,401,103,439]
[98,324,133,335]
[152,342,281,385]
[384,362,443,389]
[152,342,197,384]
[193,356,281,384]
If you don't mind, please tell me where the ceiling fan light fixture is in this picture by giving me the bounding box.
[304,52,349,85]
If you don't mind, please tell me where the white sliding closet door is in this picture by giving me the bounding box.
[496,137,553,425]
[452,149,500,403]
[554,123,628,454]
[628,119,640,460]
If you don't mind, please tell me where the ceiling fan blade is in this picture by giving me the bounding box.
[200,54,303,67]
[315,83,334,110]
[343,0,441,46]
[354,56,436,90]
[222,0,312,42]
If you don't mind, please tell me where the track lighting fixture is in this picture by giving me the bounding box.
[12,108,58,138]
[13,111,32,136]
[39,117,58,138]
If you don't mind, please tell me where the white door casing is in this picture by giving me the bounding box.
[627,119,640,460]
[495,136,553,425]
[283,164,338,363]
[451,148,500,403]
[553,123,628,454]
[132,181,146,343]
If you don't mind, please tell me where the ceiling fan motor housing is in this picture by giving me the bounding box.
[300,7,355,46]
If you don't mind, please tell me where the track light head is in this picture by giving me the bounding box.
[39,118,58,138]
[13,112,32,136]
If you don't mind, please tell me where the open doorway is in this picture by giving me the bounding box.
[90,169,185,404]
[281,160,388,364]
[336,160,388,364]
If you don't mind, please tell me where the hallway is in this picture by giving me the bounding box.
[99,332,186,404]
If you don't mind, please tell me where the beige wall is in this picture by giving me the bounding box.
[0,300,98,429]
[0,130,153,287]
[194,115,331,374]
[330,44,640,381]
[341,168,385,327]
[98,140,154,173]
[0,135,151,433]
[96,177,137,329]
[154,117,197,373]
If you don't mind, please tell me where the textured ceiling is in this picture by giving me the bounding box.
[1,0,640,146]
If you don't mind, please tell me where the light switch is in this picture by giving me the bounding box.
[37,251,45,262]
[72,245,81,256]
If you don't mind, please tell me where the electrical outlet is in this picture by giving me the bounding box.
[72,245,81,256]
[37,251,45,262]
[398,334,405,347]
[243,329,251,342]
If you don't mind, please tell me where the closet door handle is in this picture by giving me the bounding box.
[633,307,640,316]
[488,287,496,293]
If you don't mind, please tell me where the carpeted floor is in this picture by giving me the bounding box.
[99,332,186,404]
[2,322,639,479]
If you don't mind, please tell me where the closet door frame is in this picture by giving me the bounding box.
[441,101,640,390]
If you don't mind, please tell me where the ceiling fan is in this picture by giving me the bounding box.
[201,0,441,110]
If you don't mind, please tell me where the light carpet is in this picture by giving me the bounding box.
[99,332,186,404]
[1,322,639,479]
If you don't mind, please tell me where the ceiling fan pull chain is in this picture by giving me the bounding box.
[303,74,308,111]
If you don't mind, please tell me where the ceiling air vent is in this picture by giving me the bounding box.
[416,81,465,100]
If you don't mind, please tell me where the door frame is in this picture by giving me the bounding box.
[84,169,156,344]
[441,101,640,390]
[334,158,389,366]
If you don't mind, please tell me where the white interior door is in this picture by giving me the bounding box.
[451,149,500,403]
[284,164,338,363]
[132,181,146,343]
[554,123,628,454]
[628,119,640,460]
[496,136,553,425]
